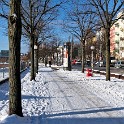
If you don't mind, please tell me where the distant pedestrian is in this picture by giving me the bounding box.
[45,57,48,67]
[49,60,51,67]
[48,57,52,67]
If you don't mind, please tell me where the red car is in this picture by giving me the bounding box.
[71,59,77,65]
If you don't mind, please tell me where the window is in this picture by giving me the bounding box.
[115,23,119,27]
[115,32,119,36]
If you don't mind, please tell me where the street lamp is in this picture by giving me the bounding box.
[57,46,63,66]
[63,42,71,71]
[96,30,102,67]
[34,44,38,50]
[91,46,95,73]
[34,44,38,73]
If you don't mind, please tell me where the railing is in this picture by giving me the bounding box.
[0,62,28,84]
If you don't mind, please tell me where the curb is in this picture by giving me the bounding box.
[92,69,124,80]
[85,68,124,80]
[0,77,9,85]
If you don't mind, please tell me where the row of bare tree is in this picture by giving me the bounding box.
[0,0,123,117]
[63,0,124,81]
[0,0,65,117]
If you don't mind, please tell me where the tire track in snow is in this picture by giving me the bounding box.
[55,72,109,117]
[43,70,105,118]
[56,71,124,118]
[43,70,124,119]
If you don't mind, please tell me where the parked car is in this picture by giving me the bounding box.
[75,60,81,65]
[86,60,91,66]
[95,61,106,67]
[110,57,117,67]
[71,59,77,65]
[115,60,124,68]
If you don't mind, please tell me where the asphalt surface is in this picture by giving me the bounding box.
[72,64,124,75]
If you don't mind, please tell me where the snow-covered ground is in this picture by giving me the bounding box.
[0,63,124,124]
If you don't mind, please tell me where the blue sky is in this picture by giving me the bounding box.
[0,0,123,53]
[0,1,70,53]
[0,19,8,51]
[0,0,78,53]
[0,33,29,54]
[0,34,8,51]
[0,19,29,53]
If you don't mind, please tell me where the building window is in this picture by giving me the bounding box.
[115,32,119,36]
[115,23,119,27]
[115,40,119,43]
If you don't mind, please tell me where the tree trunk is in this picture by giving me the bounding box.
[67,42,71,71]
[30,35,35,81]
[8,0,23,116]
[81,38,85,73]
[34,46,37,75]
[36,47,38,74]
[34,44,38,74]
[57,51,58,66]
[105,28,110,81]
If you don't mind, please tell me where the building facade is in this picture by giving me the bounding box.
[0,50,9,63]
[110,10,124,59]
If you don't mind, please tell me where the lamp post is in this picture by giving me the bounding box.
[91,46,95,73]
[99,31,102,67]
[63,43,68,70]
[57,46,63,66]
[34,44,38,50]
[63,42,71,71]
[96,30,102,67]
[34,44,38,74]
[59,46,63,65]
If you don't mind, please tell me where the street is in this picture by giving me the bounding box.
[72,64,124,75]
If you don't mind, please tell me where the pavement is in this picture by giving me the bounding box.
[0,63,124,124]
[39,63,124,124]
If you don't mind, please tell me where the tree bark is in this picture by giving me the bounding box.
[81,38,85,73]
[34,44,38,74]
[36,46,38,74]
[8,0,23,116]
[105,27,110,81]
[67,42,71,71]
[30,35,35,81]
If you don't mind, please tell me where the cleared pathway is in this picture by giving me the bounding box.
[40,66,124,124]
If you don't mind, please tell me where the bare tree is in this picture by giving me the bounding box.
[87,0,124,81]
[21,0,62,80]
[0,0,23,116]
[64,1,97,73]
[0,0,8,19]
[8,0,23,116]
[0,1,9,37]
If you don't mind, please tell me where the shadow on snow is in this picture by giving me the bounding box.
[30,107,124,124]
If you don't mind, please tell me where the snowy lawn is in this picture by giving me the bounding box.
[0,63,124,124]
